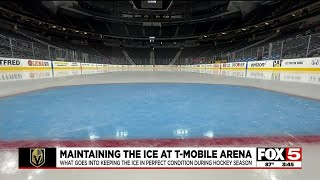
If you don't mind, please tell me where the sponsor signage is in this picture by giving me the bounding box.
[250,62,266,67]
[70,62,80,67]
[232,62,246,67]
[212,64,220,68]
[248,60,274,69]
[53,61,80,69]
[0,57,319,71]
[0,58,51,70]
[54,62,69,67]
[0,59,21,66]
[222,63,232,68]
[27,60,50,67]
[273,60,283,67]
[221,62,246,69]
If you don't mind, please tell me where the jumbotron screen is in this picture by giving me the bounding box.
[141,0,163,9]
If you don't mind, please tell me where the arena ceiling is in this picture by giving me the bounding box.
[0,0,319,44]
[1,0,277,23]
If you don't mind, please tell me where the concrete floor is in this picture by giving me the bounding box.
[1,68,320,180]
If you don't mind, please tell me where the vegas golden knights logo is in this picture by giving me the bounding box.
[30,148,45,167]
[273,60,282,67]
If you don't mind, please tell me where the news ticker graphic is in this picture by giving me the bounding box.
[18,147,302,169]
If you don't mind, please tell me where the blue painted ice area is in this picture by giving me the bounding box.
[0,83,320,140]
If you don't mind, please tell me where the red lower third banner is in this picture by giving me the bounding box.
[18,147,302,169]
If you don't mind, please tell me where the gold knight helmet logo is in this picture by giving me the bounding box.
[273,60,282,67]
[30,148,45,167]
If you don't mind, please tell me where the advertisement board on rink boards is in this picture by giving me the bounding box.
[247,58,320,71]
[0,57,51,70]
[1,57,319,72]
[247,60,274,70]
[96,64,104,69]
[188,64,220,69]
[204,64,221,69]
[221,62,247,69]
[81,63,97,69]
[53,61,80,70]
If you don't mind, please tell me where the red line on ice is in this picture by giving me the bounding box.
[1,135,320,149]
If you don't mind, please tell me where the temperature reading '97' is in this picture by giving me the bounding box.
[265,162,274,167]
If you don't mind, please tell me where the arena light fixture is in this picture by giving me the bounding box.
[265,22,269,25]
[149,36,155,42]
[222,32,226,35]
[242,28,246,31]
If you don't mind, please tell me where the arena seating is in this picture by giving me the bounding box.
[154,48,179,64]
[0,20,319,65]
[125,47,150,65]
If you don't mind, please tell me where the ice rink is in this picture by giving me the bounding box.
[1,68,320,180]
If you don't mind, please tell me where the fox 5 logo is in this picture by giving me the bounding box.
[257,147,302,161]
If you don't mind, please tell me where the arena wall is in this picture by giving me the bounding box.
[0,57,319,71]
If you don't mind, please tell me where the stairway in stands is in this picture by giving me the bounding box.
[150,49,155,65]
[169,48,182,65]
[122,49,136,65]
